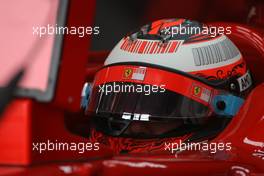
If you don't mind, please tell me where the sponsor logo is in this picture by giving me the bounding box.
[192,84,211,103]
[120,38,182,54]
[123,67,146,81]
[237,71,252,92]
[192,38,240,66]
[193,86,201,96]
[123,68,133,78]
[122,112,150,121]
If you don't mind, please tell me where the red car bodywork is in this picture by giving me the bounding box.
[0,0,264,175]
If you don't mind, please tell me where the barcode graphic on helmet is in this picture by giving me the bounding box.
[120,38,182,54]
[192,38,240,66]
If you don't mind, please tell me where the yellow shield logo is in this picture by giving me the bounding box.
[124,68,133,78]
[193,86,201,96]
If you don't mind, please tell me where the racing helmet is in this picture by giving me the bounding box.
[84,18,253,142]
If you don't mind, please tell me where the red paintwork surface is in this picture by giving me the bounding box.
[0,99,113,165]
[52,0,96,112]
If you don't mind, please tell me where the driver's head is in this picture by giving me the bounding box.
[85,18,253,153]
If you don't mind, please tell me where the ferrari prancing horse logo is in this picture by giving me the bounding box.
[123,67,147,81]
[191,83,211,103]
[193,86,201,96]
[124,68,133,78]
